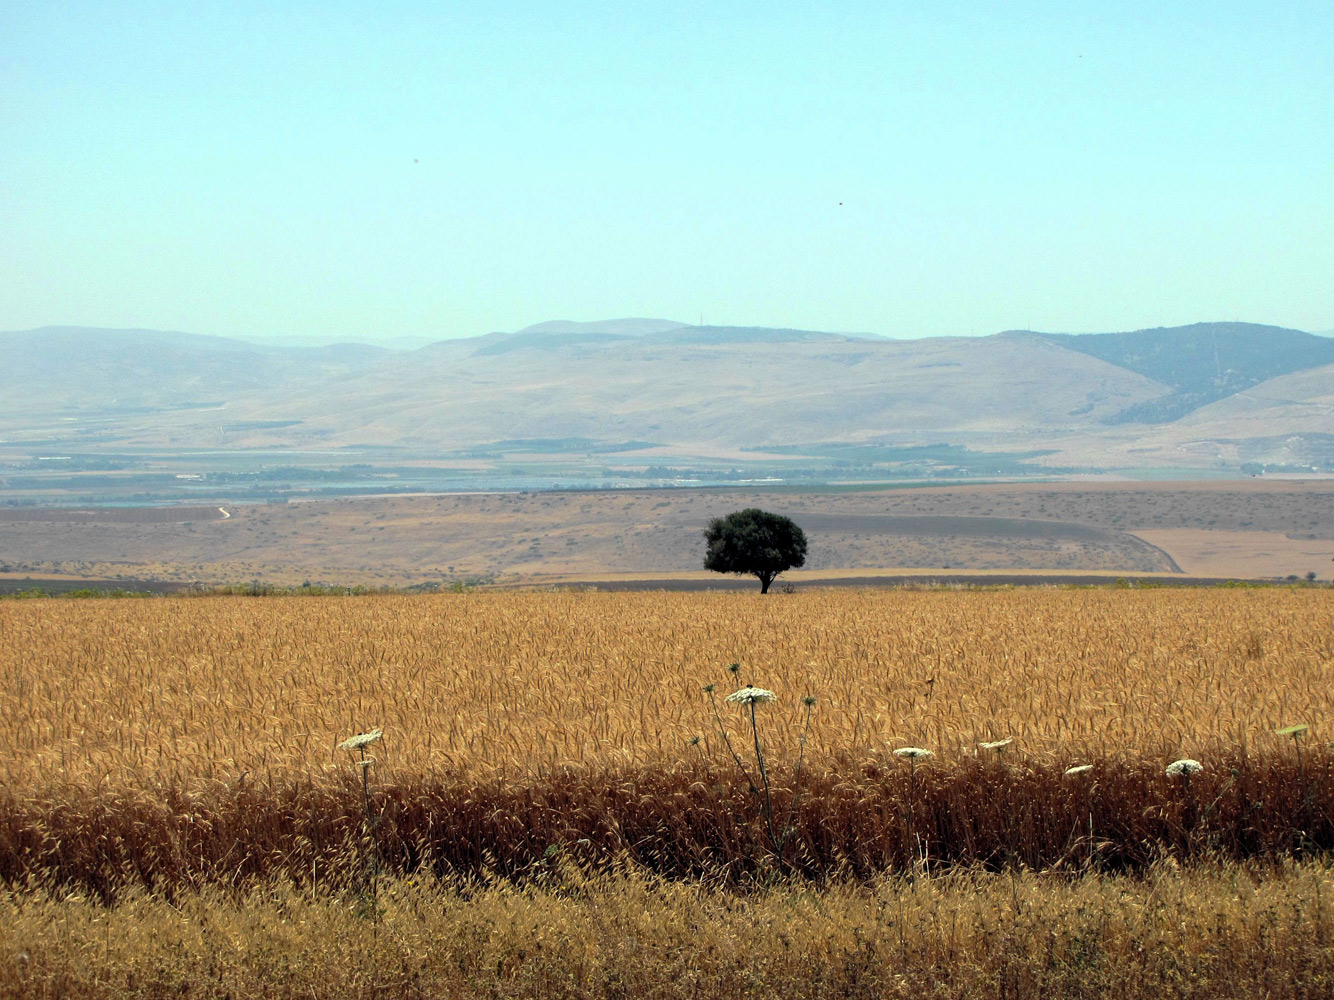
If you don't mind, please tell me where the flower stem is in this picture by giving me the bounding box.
[706,688,759,798]
[358,746,381,924]
[906,759,916,879]
[749,700,778,853]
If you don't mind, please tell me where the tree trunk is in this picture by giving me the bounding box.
[758,573,774,594]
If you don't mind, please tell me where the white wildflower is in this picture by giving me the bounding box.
[1276,724,1309,737]
[725,686,777,705]
[338,728,383,750]
[1165,758,1203,777]
[979,738,1013,752]
[1064,764,1094,776]
[893,747,932,761]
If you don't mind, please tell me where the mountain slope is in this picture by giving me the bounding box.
[139,331,1169,450]
[1024,323,1334,423]
[1176,363,1334,431]
[3,321,1331,471]
[647,325,876,346]
[515,318,686,336]
[0,327,389,412]
[1136,364,1334,469]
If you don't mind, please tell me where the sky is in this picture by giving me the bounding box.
[2,2,1331,343]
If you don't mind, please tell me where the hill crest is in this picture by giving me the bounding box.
[2,320,1330,472]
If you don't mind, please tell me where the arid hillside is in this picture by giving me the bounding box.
[4,322,1332,474]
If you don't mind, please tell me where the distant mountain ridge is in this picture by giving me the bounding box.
[514,318,687,336]
[1015,323,1334,423]
[649,325,876,346]
[2,320,1331,472]
[0,326,390,410]
[471,321,879,355]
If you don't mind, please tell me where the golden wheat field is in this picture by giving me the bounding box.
[4,588,1332,785]
[3,587,1334,998]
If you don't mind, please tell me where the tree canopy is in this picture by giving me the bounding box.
[703,508,808,593]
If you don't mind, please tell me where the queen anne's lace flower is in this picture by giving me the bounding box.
[1276,724,1310,737]
[725,686,777,705]
[894,747,932,760]
[1165,758,1203,777]
[979,738,1013,751]
[1064,764,1094,776]
[338,729,383,750]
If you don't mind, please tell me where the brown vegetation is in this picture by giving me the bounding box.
[6,862,1334,999]
[2,589,1332,889]
[3,587,1333,997]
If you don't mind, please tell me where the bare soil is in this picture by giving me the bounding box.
[1131,529,1334,579]
[0,479,1328,586]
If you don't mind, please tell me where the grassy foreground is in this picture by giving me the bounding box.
[5,862,1334,999]
[3,589,1333,996]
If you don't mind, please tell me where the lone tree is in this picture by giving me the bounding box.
[703,508,808,593]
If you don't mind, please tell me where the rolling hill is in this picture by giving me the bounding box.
[0,326,389,413]
[2,321,1331,473]
[1024,323,1334,423]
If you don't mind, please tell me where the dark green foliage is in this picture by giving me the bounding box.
[703,508,807,593]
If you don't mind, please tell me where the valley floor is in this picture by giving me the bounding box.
[0,479,1330,588]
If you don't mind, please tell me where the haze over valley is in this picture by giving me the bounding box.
[3,319,1332,508]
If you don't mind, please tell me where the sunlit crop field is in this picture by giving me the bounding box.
[4,588,1332,786]
[1,588,1332,884]
[3,587,1334,998]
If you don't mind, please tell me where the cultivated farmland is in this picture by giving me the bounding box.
[2,587,1333,998]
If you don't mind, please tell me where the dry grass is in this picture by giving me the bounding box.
[8,750,1334,897]
[1,589,1332,893]
[1132,528,1334,579]
[5,862,1334,999]
[3,587,1334,997]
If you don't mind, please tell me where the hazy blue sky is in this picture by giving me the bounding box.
[2,2,1330,342]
